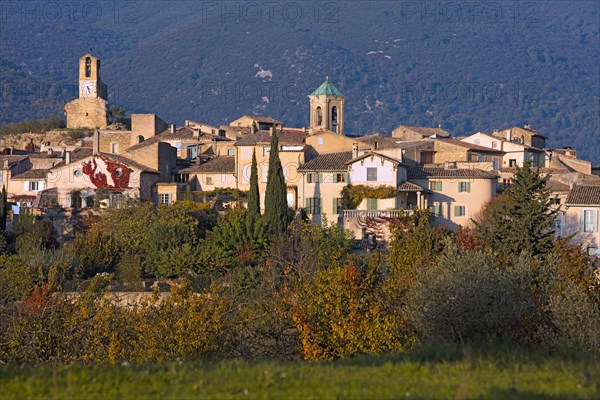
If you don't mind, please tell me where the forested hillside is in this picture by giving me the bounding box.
[1,1,598,162]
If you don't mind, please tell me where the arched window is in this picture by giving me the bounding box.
[85,57,91,77]
[316,106,322,126]
[331,106,338,133]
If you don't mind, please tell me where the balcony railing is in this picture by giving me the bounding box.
[342,209,414,219]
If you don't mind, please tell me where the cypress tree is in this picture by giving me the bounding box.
[474,159,559,256]
[264,127,288,235]
[0,185,7,232]
[247,148,260,223]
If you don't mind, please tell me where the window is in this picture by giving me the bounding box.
[159,194,171,205]
[367,198,378,210]
[316,106,322,126]
[429,181,442,191]
[458,182,471,193]
[111,143,118,154]
[509,159,517,167]
[491,141,498,149]
[28,181,40,191]
[306,173,314,184]
[502,178,512,186]
[430,204,443,217]
[187,147,197,160]
[305,197,321,214]
[175,174,189,183]
[454,205,466,217]
[74,169,82,177]
[367,167,377,181]
[555,217,562,233]
[335,173,347,183]
[318,137,324,145]
[227,149,234,156]
[206,176,213,185]
[263,147,270,157]
[582,210,598,233]
[333,198,343,214]
[85,57,91,77]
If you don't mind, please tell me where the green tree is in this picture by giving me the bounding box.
[247,149,260,224]
[474,159,559,256]
[263,128,288,235]
[0,186,7,232]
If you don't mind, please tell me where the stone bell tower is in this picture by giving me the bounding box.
[64,54,109,129]
[308,76,345,135]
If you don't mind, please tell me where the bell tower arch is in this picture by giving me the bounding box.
[308,76,345,134]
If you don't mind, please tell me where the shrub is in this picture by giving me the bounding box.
[406,241,534,344]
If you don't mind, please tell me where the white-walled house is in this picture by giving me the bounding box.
[461,132,546,169]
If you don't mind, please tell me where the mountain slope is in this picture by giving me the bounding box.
[1,1,598,162]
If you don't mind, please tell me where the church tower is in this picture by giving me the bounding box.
[64,54,109,129]
[308,76,345,134]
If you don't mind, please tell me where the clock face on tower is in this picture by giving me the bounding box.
[81,80,96,98]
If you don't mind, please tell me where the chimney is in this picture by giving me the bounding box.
[65,151,72,165]
[170,124,176,134]
[438,123,442,129]
[374,141,379,150]
[507,129,512,143]
[93,130,100,154]
[193,126,200,138]
[352,143,359,159]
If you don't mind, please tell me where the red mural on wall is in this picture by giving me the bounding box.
[82,156,133,189]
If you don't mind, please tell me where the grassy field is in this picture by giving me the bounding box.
[1,345,598,399]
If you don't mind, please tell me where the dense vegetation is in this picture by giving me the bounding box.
[0,161,598,367]
[0,2,598,163]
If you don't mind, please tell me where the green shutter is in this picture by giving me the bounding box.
[317,173,323,183]
[438,205,443,216]
[345,173,349,182]
[367,198,377,210]
[436,181,442,191]
[454,206,460,216]
[316,198,321,214]
[466,182,471,192]
[305,198,310,212]
[332,198,337,214]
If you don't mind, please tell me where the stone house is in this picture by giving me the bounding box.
[562,185,600,256]
[461,132,546,169]
[391,125,451,141]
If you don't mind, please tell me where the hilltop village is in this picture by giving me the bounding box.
[1,54,599,255]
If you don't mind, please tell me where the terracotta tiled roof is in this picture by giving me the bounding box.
[102,153,160,174]
[234,130,308,146]
[436,138,504,153]
[546,180,570,193]
[179,156,235,174]
[298,151,352,172]
[356,133,403,149]
[408,166,498,179]
[127,127,228,151]
[237,115,282,124]
[346,151,403,166]
[395,125,451,138]
[50,152,159,174]
[0,155,28,168]
[398,181,428,192]
[566,185,600,206]
[11,169,48,180]
[500,167,570,175]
